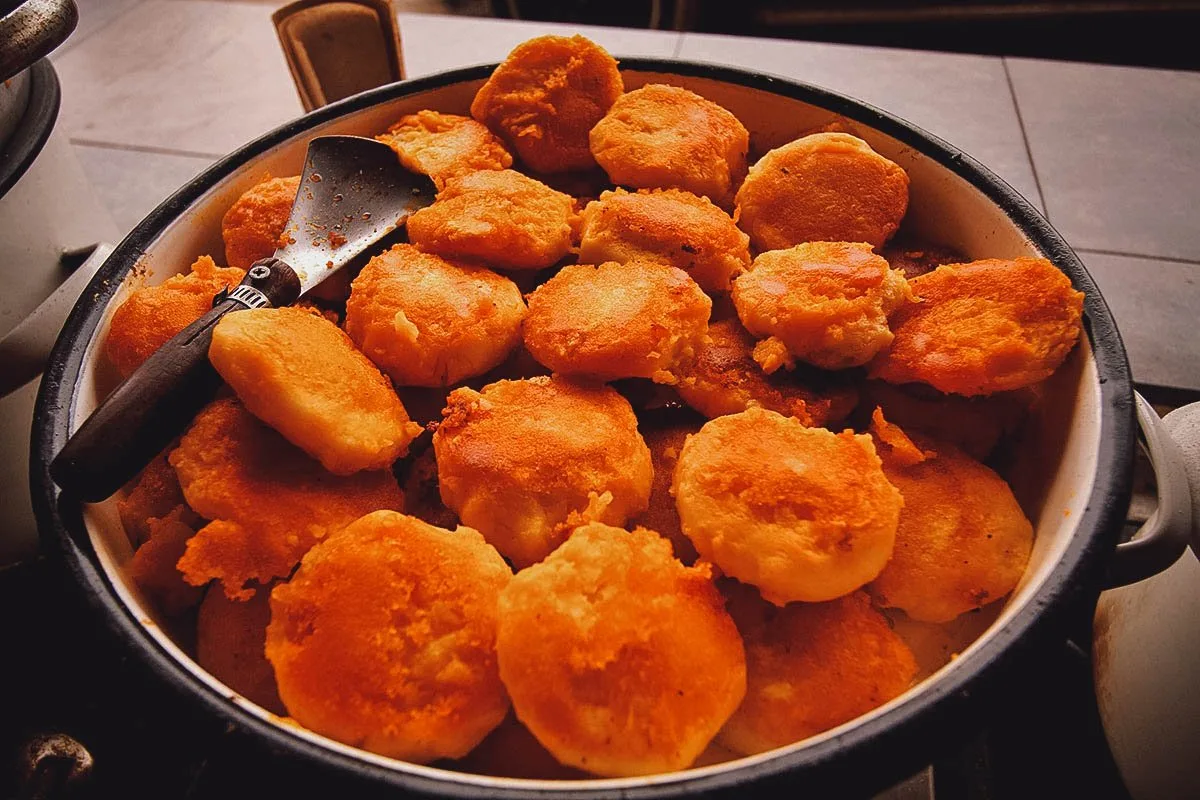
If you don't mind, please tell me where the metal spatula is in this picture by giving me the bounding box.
[50,135,436,502]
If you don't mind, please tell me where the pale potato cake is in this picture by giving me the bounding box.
[673,407,902,605]
[735,133,908,251]
[497,522,745,776]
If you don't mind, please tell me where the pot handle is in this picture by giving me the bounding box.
[0,242,113,398]
[1105,393,1194,588]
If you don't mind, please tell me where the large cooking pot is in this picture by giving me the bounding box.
[28,60,1191,797]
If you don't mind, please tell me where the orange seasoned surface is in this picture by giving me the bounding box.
[870,257,1084,396]
[471,35,622,174]
[128,506,204,617]
[171,398,404,599]
[407,169,578,271]
[432,376,652,568]
[869,416,1034,623]
[210,306,422,474]
[378,110,513,189]
[524,261,711,383]
[719,586,916,754]
[345,244,526,387]
[104,255,244,379]
[590,85,749,209]
[735,133,908,251]
[733,242,913,371]
[578,188,750,293]
[266,511,512,762]
[497,523,745,776]
[222,175,300,269]
[673,408,901,605]
[675,318,859,428]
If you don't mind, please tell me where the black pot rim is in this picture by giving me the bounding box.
[30,58,1135,798]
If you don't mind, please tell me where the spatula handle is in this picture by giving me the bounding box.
[49,259,301,502]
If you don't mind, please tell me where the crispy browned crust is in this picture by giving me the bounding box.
[171,398,404,599]
[432,376,652,568]
[524,260,711,382]
[673,407,902,604]
[345,244,526,387]
[377,110,513,189]
[407,169,578,271]
[222,176,300,269]
[733,242,913,370]
[471,35,622,174]
[266,511,512,762]
[578,188,750,293]
[497,523,746,776]
[675,318,860,428]
[868,417,1034,623]
[718,585,916,754]
[869,257,1084,396]
[735,133,908,251]
[210,306,422,474]
[103,255,244,379]
[590,84,749,209]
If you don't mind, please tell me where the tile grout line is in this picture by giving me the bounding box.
[1000,56,1049,219]
[70,138,223,161]
[52,0,151,60]
[1075,247,1200,267]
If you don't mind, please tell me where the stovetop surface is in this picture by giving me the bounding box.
[0,555,1132,800]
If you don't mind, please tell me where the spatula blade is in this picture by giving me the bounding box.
[275,135,436,293]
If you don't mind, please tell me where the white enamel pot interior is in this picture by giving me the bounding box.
[31,60,1137,798]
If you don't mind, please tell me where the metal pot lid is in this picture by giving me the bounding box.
[0,58,59,199]
[0,0,77,83]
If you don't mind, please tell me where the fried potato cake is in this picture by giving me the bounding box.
[577,188,750,293]
[869,257,1084,396]
[524,261,711,383]
[496,523,746,776]
[432,376,652,568]
[210,306,422,474]
[222,175,300,270]
[266,511,512,762]
[104,255,244,379]
[377,110,513,190]
[407,169,578,271]
[589,84,749,210]
[128,506,204,617]
[345,244,527,387]
[119,451,188,547]
[718,585,916,754]
[470,35,622,174]
[196,584,285,714]
[674,408,901,605]
[735,133,909,251]
[675,318,859,428]
[864,379,1034,461]
[172,398,404,599]
[732,242,913,371]
[869,410,1034,622]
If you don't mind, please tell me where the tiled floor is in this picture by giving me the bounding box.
[48,0,1200,390]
